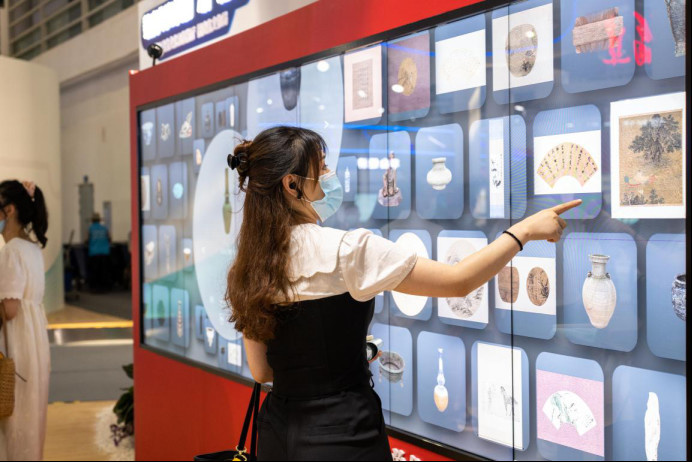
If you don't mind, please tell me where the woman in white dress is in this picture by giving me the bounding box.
[0,180,51,461]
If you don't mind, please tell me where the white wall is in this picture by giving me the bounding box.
[31,6,139,244]
[59,58,135,244]
[0,56,63,313]
[32,5,139,85]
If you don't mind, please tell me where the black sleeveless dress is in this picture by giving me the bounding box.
[257,292,392,461]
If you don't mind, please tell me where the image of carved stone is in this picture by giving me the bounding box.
[619,110,683,207]
[379,351,405,385]
[543,390,597,436]
[582,254,617,329]
[664,0,686,57]
[434,348,448,412]
[645,392,660,461]
[279,67,301,111]
[223,168,232,235]
[527,267,550,307]
[398,57,418,96]
[179,112,193,139]
[378,151,403,207]
[426,157,452,191]
[352,59,374,110]
[671,273,686,321]
[506,24,538,77]
[536,142,598,188]
[572,8,623,54]
[498,265,519,303]
[445,240,484,318]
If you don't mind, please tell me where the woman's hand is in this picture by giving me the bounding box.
[508,199,582,245]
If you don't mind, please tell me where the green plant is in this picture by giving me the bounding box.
[111,363,134,446]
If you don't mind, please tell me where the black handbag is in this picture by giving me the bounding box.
[194,382,262,461]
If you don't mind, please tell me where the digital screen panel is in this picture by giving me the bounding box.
[137,1,687,459]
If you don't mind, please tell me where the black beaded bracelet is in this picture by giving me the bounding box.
[503,230,524,252]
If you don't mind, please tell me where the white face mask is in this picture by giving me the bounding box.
[299,171,344,222]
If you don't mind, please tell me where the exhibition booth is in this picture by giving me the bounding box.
[129,0,688,459]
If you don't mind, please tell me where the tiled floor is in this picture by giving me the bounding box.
[44,400,130,461]
[47,304,131,326]
[41,292,135,460]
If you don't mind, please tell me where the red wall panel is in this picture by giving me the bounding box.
[130,1,481,459]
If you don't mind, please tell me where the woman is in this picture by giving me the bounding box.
[226,126,579,461]
[0,180,51,461]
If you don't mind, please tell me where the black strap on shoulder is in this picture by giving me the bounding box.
[237,382,262,454]
[250,382,261,457]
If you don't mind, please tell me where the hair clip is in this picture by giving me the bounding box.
[22,181,36,201]
[227,152,248,171]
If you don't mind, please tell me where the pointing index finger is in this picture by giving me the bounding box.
[551,199,582,215]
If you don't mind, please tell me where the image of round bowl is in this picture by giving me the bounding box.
[379,351,405,383]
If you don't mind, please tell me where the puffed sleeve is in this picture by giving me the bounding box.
[338,228,418,302]
[0,245,26,300]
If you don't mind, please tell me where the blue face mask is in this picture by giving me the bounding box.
[303,171,343,222]
[0,219,5,234]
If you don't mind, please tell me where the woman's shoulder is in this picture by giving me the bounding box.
[291,223,349,243]
[1,238,40,260]
[288,225,361,280]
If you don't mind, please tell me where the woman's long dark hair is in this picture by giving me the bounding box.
[226,126,326,342]
[0,180,49,248]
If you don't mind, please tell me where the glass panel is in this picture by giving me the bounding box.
[10,15,39,38]
[136,1,687,459]
[9,0,40,23]
[11,27,41,55]
[508,1,686,461]
[88,0,134,28]
[46,4,81,35]
[43,0,76,19]
[46,23,81,49]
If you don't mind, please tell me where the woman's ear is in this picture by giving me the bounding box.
[282,175,298,198]
[1,203,15,219]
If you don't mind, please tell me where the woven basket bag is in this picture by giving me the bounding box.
[0,314,15,419]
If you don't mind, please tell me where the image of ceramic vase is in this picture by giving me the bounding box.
[671,273,686,321]
[434,348,449,412]
[426,157,452,191]
[582,254,617,329]
[223,168,232,234]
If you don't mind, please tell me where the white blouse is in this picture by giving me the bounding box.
[284,224,418,303]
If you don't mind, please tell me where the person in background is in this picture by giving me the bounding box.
[0,180,51,461]
[86,212,111,292]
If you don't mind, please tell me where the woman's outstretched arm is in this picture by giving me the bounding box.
[394,200,581,298]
